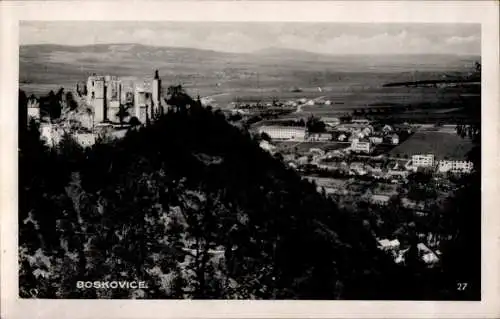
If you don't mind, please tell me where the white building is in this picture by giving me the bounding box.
[259,140,276,153]
[382,124,393,134]
[417,243,440,265]
[351,138,372,153]
[369,136,383,144]
[74,133,98,148]
[378,239,400,251]
[27,96,40,123]
[258,126,306,141]
[438,160,474,174]
[411,154,435,168]
[40,123,64,147]
[308,132,332,141]
[370,194,391,206]
[391,133,400,145]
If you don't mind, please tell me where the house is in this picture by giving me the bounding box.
[411,154,435,168]
[382,124,393,134]
[395,248,409,264]
[351,138,372,154]
[27,96,40,123]
[349,162,367,175]
[74,133,98,148]
[417,243,440,265]
[259,140,276,153]
[387,169,409,179]
[350,129,364,140]
[370,194,391,206]
[297,156,309,165]
[362,127,372,136]
[338,133,347,141]
[308,132,332,142]
[40,123,64,147]
[309,148,325,156]
[287,162,297,169]
[391,133,400,145]
[401,198,426,210]
[393,243,439,266]
[438,160,473,174]
[369,136,383,144]
[377,239,400,251]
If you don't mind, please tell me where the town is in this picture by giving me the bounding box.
[250,109,476,267]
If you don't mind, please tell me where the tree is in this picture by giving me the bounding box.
[116,104,131,126]
[65,92,78,111]
[129,116,141,127]
[19,90,28,132]
[306,115,326,133]
[85,107,95,133]
[19,85,441,300]
[166,85,196,112]
[474,61,481,73]
[260,132,271,142]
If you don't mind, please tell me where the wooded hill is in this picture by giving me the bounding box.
[18,89,480,300]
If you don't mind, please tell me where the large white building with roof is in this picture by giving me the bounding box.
[411,154,435,168]
[438,160,474,174]
[258,126,306,141]
[351,138,372,153]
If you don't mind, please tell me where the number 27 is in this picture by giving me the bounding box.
[457,283,468,291]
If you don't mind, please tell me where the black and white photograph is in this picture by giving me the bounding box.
[2,1,500,318]
[17,19,483,300]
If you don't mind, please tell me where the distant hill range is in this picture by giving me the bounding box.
[20,43,480,94]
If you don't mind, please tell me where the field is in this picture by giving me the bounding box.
[389,130,474,160]
[20,44,480,125]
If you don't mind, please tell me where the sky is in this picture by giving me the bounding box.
[20,21,481,55]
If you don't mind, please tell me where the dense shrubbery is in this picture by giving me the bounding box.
[18,88,480,300]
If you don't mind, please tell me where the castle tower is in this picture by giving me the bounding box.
[152,70,162,118]
[86,75,106,123]
[134,84,149,124]
[105,77,122,123]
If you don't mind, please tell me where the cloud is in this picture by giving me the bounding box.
[278,30,449,55]
[20,22,481,55]
[445,35,478,45]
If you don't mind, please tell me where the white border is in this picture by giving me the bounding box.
[1,1,499,319]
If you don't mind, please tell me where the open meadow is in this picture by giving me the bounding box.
[389,130,474,160]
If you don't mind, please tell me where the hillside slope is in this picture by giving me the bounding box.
[19,92,405,299]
